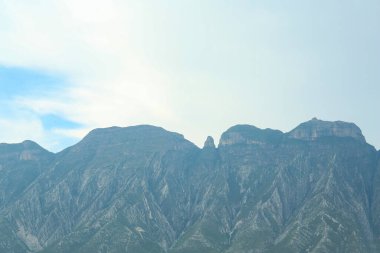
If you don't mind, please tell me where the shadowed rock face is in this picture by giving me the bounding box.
[0,120,379,253]
[203,136,216,149]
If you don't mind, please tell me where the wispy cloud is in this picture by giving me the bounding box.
[0,0,176,151]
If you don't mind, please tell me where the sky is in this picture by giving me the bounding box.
[0,0,379,152]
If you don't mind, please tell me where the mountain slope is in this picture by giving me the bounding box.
[0,120,379,252]
[0,141,53,252]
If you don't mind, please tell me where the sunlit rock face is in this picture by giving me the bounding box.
[0,120,379,253]
[288,117,366,142]
[219,125,283,146]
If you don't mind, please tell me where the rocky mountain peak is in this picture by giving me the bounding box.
[0,140,42,151]
[0,140,50,161]
[219,124,283,146]
[72,124,197,154]
[287,118,366,142]
[21,140,43,150]
[203,136,216,149]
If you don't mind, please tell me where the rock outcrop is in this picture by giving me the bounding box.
[203,136,216,149]
[219,124,283,146]
[287,117,366,142]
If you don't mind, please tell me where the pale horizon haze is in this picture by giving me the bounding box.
[0,0,379,152]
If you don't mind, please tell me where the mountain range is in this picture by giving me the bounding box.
[0,118,379,253]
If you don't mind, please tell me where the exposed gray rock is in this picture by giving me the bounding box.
[288,118,366,142]
[203,136,216,149]
[0,120,379,253]
[219,125,283,146]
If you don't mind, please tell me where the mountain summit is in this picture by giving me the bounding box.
[288,117,366,142]
[0,119,379,253]
[219,124,283,146]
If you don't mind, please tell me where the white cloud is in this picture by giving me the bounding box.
[0,117,44,145]
[0,0,314,149]
[1,0,379,149]
[0,106,70,151]
[0,0,179,149]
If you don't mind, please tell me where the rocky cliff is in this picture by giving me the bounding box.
[0,119,379,253]
[288,118,366,142]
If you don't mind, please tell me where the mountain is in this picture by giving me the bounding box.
[0,119,379,253]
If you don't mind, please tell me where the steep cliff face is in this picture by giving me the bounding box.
[172,122,378,253]
[219,125,283,146]
[371,151,380,248]
[0,120,379,253]
[288,118,366,142]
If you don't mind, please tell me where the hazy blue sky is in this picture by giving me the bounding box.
[0,0,379,151]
